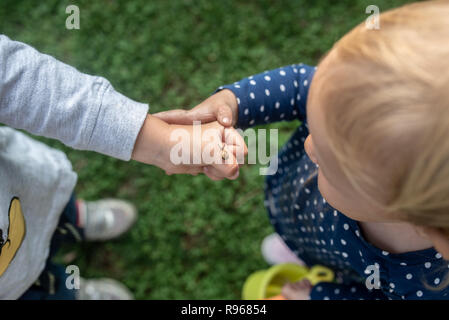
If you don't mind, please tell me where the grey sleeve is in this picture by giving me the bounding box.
[0,34,149,161]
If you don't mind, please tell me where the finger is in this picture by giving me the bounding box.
[302,279,312,288]
[281,282,309,300]
[296,282,307,290]
[226,146,247,165]
[210,167,240,180]
[292,279,310,290]
[224,128,248,163]
[165,165,203,176]
[229,169,239,180]
[183,166,204,176]
[282,283,295,291]
[281,283,296,300]
[215,163,240,180]
[206,165,239,180]
[203,167,224,181]
[216,104,233,127]
[152,109,193,125]
[153,103,224,125]
[225,128,247,151]
[211,147,240,179]
[204,166,228,180]
[186,103,233,126]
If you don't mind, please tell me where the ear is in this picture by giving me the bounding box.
[416,226,449,260]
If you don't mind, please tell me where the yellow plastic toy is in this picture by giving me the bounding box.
[242,264,334,300]
[0,197,26,277]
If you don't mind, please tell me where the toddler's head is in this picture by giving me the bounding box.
[304,0,449,256]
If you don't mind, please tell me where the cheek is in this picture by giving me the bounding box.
[316,170,336,207]
[318,171,384,222]
[317,170,366,221]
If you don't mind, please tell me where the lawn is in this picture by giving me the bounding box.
[0,0,414,299]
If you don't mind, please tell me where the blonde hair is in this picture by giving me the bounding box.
[314,1,449,288]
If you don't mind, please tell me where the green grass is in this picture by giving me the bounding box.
[0,0,414,299]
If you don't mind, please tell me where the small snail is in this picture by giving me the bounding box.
[220,144,229,161]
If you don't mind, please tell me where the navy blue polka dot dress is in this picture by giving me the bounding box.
[217,63,449,300]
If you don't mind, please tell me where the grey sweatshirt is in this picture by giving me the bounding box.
[0,35,149,299]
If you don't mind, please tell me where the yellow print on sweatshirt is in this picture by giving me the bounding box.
[0,197,26,276]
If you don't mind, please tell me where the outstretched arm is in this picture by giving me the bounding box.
[154,63,316,130]
[216,64,316,130]
[0,34,148,161]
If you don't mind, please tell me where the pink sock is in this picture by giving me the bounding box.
[261,233,306,266]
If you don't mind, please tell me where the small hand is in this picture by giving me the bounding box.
[153,89,239,127]
[281,279,313,300]
[199,122,247,181]
[132,115,247,180]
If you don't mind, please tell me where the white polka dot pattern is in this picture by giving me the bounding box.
[215,63,449,300]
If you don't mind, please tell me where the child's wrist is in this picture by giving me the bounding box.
[131,114,171,169]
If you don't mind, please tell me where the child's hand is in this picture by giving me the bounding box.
[166,120,247,180]
[153,89,239,127]
[132,115,247,180]
[281,279,313,300]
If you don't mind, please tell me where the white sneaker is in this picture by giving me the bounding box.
[261,233,306,266]
[76,278,134,300]
[77,199,137,241]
